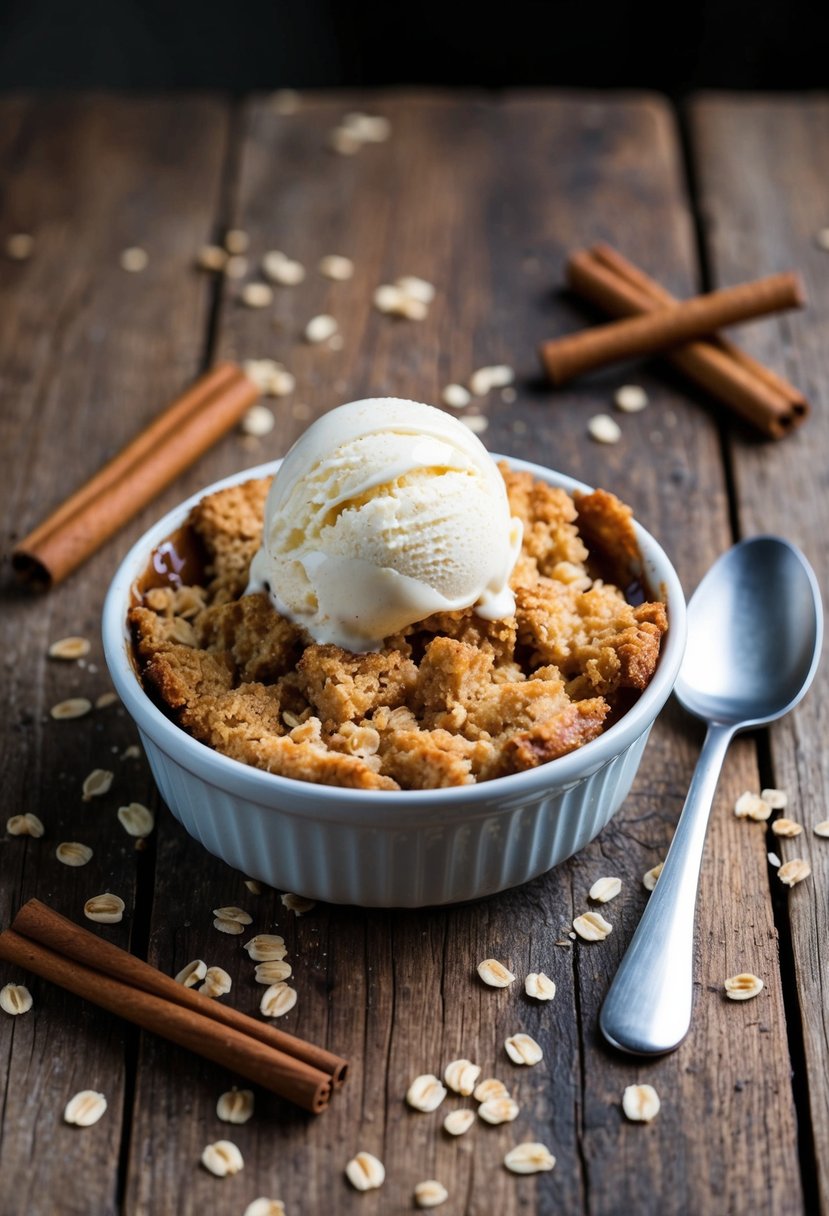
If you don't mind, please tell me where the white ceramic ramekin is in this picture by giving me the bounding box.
[103,457,686,907]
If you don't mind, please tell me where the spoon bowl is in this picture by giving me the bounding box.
[675,536,822,728]
[601,534,822,1055]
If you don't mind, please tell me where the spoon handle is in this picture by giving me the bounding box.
[599,723,734,1055]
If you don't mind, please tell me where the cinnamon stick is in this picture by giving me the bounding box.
[539,270,805,388]
[11,899,347,1088]
[566,244,808,438]
[0,928,332,1113]
[12,361,259,588]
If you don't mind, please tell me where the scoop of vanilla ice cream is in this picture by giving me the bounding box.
[248,398,523,651]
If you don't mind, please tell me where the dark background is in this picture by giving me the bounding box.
[0,0,827,94]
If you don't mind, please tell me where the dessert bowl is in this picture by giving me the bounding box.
[103,457,686,907]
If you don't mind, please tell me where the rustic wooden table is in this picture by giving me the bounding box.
[1,90,827,1216]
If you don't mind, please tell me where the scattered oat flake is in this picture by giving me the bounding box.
[217,1088,254,1124]
[244,934,286,961]
[196,244,228,272]
[396,274,435,304]
[815,228,829,251]
[319,253,354,281]
[0,983,33,1015]
[478,1096,520,1124]
[724,973,764,1001]
[224,229,249,254]
[7,813,44,837]
[304,314,338,344]
[201,1139,244,1177]
[175,959,207,988]
[199,966,232,998]
[443,1108,476,1136]
[443,1058,481,1096]
[622,1084,661,1122]
[244,1201,286,1216]
[762,787,788,809]
[477,959,515,988]
[345,1150,385,1191]
[461,414,489,434]
[241,282,273,309]
[117,802,154,837]
[589,876,622,903]
[241,405,276,438]
[224,254,248,279]
[48,636,90,660]
[56,841,93,867]
[441,383,471,410]
[643,862,663,891]
[778,858,811,887]
[573,912,612,942]
[254,960,292,985]
[414,1180,449,1208]
[244,878,264,895]
[329,126,361,155]
[281,892,315,915]
[473,1077,510,1104]
[734,791,771,821]
[213,906,252,925]
[262,250,305,285]
[51,697,92,720]
[6,233,34,260]
[406,1074,447,1112]
[524,972,556,1001]
[771,817,802,837]
[64,1090,107,1126]
[82,769,114,800]
[120,247,148,272]
[469,365,514,396]
[588,414,622,444]
[614,384,649,412]
[260,983,297,1018]
[343,112,391,143]
[504,1142,556,1174]
[373,283,406,313]
[505,1033,543,1066]
[96,691,119,709]
[84,894,125,924]
[768,851,782,868]
[814,821,829,838]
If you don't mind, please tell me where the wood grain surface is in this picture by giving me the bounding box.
[0,89,822,1215]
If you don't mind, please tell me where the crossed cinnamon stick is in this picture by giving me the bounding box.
[540,244,808,438]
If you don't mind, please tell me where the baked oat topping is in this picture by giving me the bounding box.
[129,468,668,793]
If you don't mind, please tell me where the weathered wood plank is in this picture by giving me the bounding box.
[126,91,802,1214]
[691,92,829,1214]
[0,94,230,1214]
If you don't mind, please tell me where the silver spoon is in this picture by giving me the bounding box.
[600,535,822,1055]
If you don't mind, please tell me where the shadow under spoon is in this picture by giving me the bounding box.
[600,535,823,1055]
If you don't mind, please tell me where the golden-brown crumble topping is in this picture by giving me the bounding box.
[129,467,668,791]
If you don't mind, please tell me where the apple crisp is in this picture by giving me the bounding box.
[129,467,667,790]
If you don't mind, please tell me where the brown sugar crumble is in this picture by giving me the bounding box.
[129,466,668,791]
